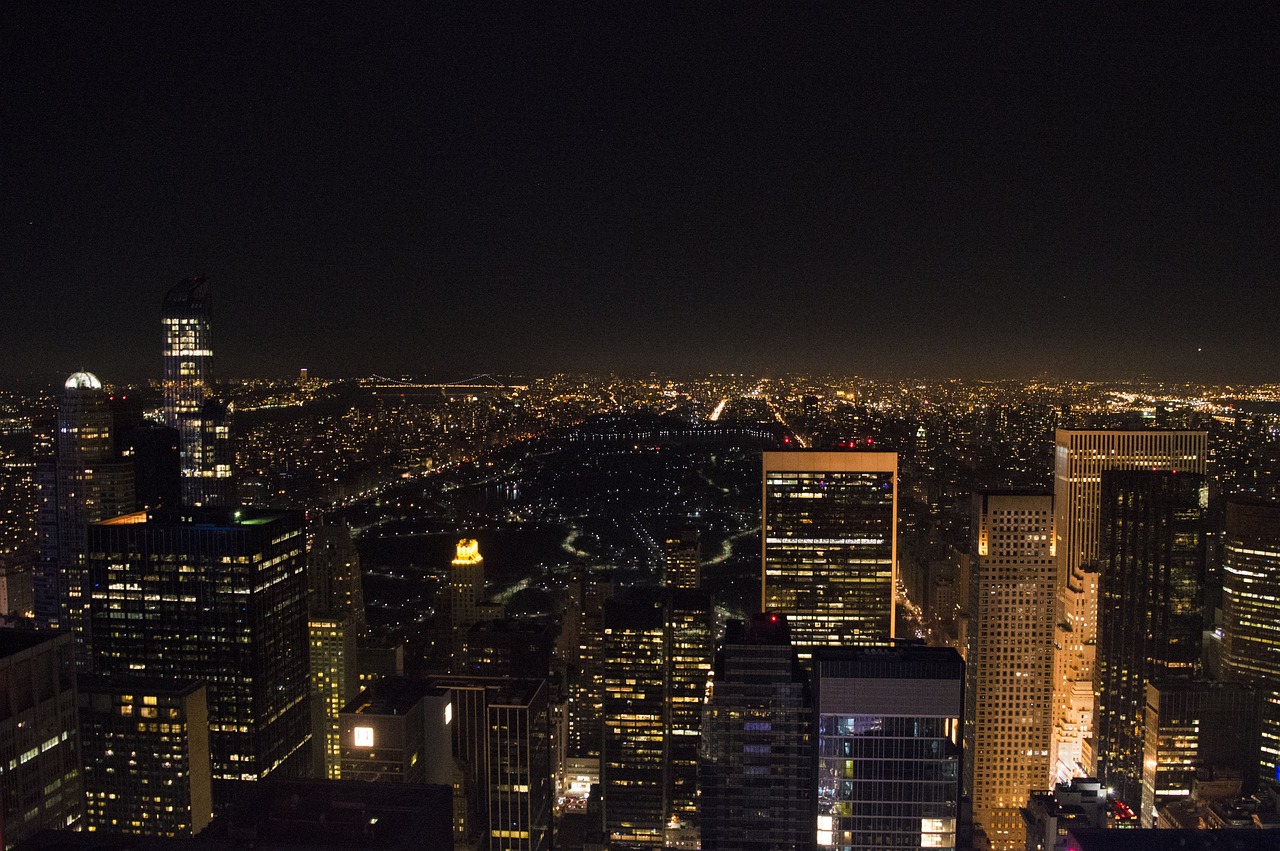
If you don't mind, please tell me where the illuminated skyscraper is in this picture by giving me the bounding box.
[814,646,964,851]
[602,590,667,848]
[162,276,233,507]
[86,508,310,804]
[968,492,1056,851]
[1050,430,1206,781]
[1221,497,1280,781]
[450,538,484,672]
[762,450,897,653]
[1094,470,1206,807]
[565,566,613,759]
[35,372,134,649]
[663,529,701,589]
[664,588,714,843]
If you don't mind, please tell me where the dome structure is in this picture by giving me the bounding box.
[64,371,103,391]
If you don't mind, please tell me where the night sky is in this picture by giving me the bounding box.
[4,4,1279,382]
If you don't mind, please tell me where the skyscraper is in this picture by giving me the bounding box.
[813,646,964,851]
[602,590,667,848]
[662,529,701,589]
[86,508,310,803]
[450,538,485,672]
[1221,497,1280,781]
[762,450,897,653]
[162,276,233,507]
[35,372,135,650]
[968,491,1056,851]
[1050,430,1206,780]
[565,565,613,760]
[664,588,714,843]
[700,613,815,851]
[1094,470,1206,807]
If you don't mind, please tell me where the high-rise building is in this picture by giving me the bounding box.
[602,590,667,848]
[1050,430,1206,781]
[86,508,310,804]
[1141,679,1261,827]
[339,677,453,785]
[162,276,233,507]
[662,529,701,589]
[1221,497,1280,781]
[599,587,715,849]
[565,566,612,760]
[0,631,84,849]
[35,372,135,651]
[700,613,814,851]
[307,520,367,780]
[79,676,213,837]
[664,588,714,843]
[450,538,485,672]
[427,676,552,851]
[968,491,1056,851]
[813,646,964,851]
[1094,470,1206,806]
[762,450,897,653]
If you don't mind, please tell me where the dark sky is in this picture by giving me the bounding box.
[4,4,1279,383]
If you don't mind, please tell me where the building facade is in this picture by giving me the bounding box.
[968,491,1056,851]
[763,451,897,653]
[700,613,814,851]
[0,632,84,849]
[1094,470,1206,807]
[813,646,964,851]
[662,529,701,589]
[86,509,310,803]
[1221,497,1280,781]
[1050,430,1206,781]
[79,677,212,837]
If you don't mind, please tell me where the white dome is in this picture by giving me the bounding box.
[64,372,103,391]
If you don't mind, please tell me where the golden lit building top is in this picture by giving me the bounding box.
[453,538,483,566]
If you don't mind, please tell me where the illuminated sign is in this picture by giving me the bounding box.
[353,726,374,748]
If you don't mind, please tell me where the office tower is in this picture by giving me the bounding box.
[662,529,701,589]
[0,631,84,849]
[339,677,453,785]
[162,275,233,507]
[429,676,552,851]
[1141,680,1261,827]
[1221,497,1280,780]
[762,450,897,653]
[602,590,667,848]
[1050,430,1206,781]
[813,646,964,851]
[358,640,406,688]
[664,588,714,844]
[450,538,485,671]
[1094,470,1206,806]
[79,677,213,837]
[565,566,612,759]
[86,508,310,803]
[308,520,367,779]
[701,613,815,851]
[118,421,181,510]
[968,492,1056,851]
[35,372,135,646]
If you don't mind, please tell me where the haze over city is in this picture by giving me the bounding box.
[5,4,1279,381]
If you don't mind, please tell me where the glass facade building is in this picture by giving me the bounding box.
[814,647,964,851]
[1221,497,1280,781]
[700,613,814,851]
[763,451,897,653]
[1094,470,1206,807]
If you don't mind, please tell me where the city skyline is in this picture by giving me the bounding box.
[5,6,1280,382]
